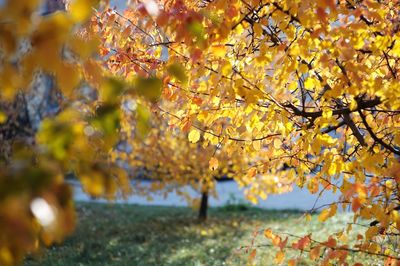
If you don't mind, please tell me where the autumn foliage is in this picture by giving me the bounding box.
[1,0,400,265]
[96,0,400,264]
[117,103,291,219]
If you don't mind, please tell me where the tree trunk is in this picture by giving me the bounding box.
[198,191,208,221]
[0,0,67,161]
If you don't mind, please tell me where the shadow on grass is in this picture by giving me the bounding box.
[24,203,305,266]
[26,203,376,265]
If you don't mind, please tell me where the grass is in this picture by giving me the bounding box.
[24,202,378,266]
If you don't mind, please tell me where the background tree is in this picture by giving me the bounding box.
[100,0,400,264]
[115,103,291,220]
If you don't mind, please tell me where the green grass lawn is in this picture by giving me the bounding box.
[24,202,378,266]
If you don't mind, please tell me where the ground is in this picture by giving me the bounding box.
[24,202,378,266]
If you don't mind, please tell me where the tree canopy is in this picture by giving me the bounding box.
[97,0,400,264]
[118,103,292,219]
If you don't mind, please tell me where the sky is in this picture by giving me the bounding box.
[110,0,128,11]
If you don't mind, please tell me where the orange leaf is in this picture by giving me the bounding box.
[365,226,379,241]
[310,246,321,260]
[156,11,169,26]
[192,96,203,105]
[181,118,191,132]
[278,236,288,250]
[247,167,257,178]
[248,249,257,261]
[275,251,285,264]
[352,197,362,212]
[272,235,282,247]
[292,235,311,250]
[121,26,132,39]
[264,228,282,247]
[324,237,337,248]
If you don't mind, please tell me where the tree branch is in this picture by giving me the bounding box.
[358,110,400,156]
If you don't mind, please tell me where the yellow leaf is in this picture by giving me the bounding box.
[0,247,12,265]
[368,243,380,253]
[275,251,285,264]
[0,112,7,124]
[67,36,98,59]
[247,167,257,178]
[56,63,80,97]
[221,62,232,76]
[83,59,103,88]
[349,98,358,111]
[339,232,348,243]
[328,161,337,176]
[304,78,315,89]
[273,138,282,149]
[288,81,298,90]
[211,45,226,57]
[264,228,274,239]
[299,64,308,73]
[188,129,201,143]
[318,204,337,222]
[209,157,219,170]
[252,140,261,151]
[69,0,98,23]
[80,173,105,197]
[365,226,379,240]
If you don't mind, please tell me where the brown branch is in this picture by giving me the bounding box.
[156,106,282,142]
[383,51,397,79]
[321,120,346,134]
[342,113,367,147]
[284,97,382,119]
[252,229,400,261]
[358,110,400,156]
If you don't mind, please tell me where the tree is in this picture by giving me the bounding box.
[99,0,400,264]
[116,104,291,220]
